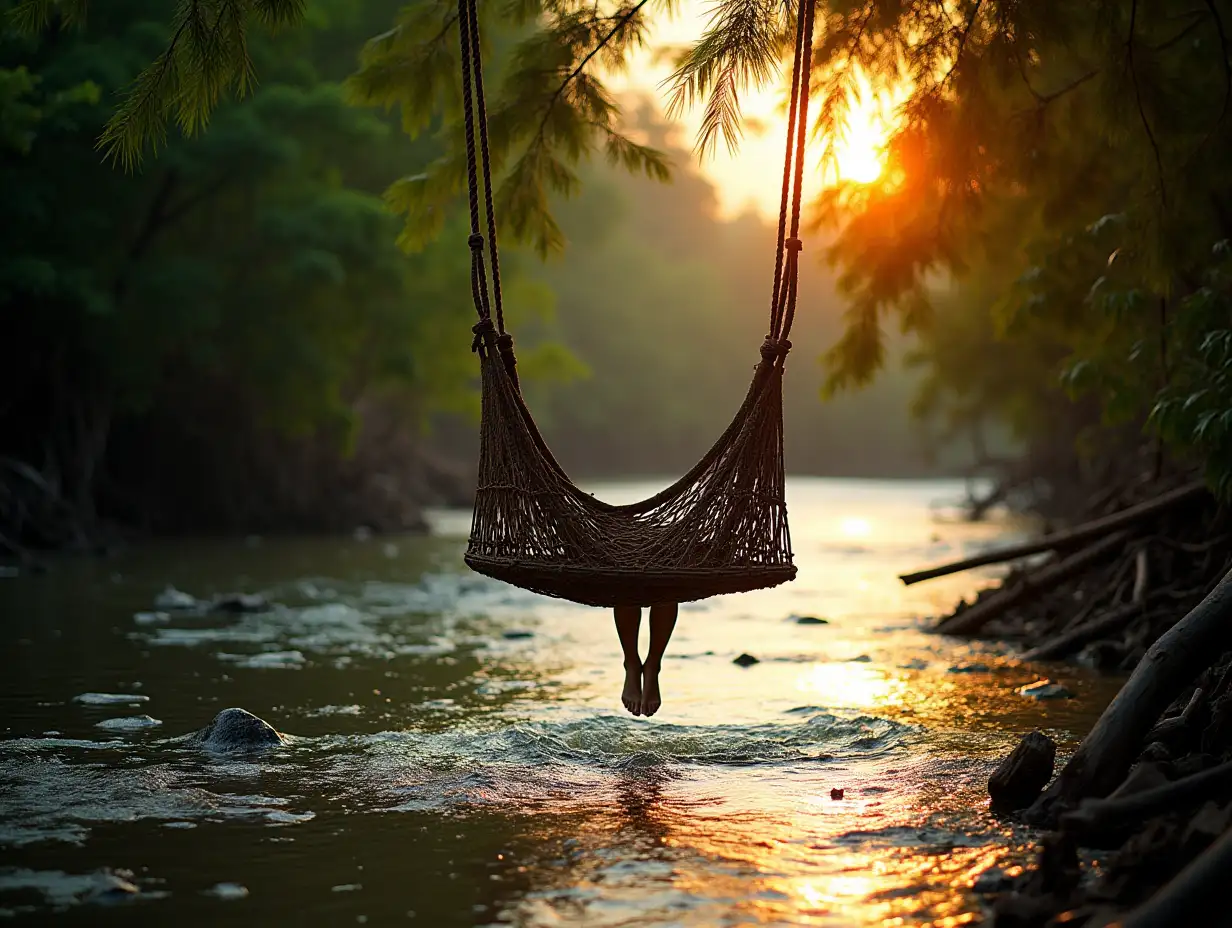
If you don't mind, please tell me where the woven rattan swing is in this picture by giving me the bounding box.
[458,0,817,607]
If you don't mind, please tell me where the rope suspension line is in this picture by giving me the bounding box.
[454,0,818,607]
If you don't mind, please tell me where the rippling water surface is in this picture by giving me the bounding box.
[0,478,1122,926]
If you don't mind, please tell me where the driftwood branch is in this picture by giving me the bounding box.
[1117,818,1232,928]
[1019,600,1147,663]
[900,481,1207,586]
[1060,757,1232,834]
[934,531,1130,636]
[1026,568,1232,825]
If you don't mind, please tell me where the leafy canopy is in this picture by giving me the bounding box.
[22,0,1232,492]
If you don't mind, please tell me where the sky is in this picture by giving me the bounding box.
[606,1,893,220]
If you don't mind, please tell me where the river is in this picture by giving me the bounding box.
[0,477,1122,926]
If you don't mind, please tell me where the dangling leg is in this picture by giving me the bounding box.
[614,606,643,716]
[641,603,678,717]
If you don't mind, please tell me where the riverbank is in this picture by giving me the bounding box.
[911,475,1232,925]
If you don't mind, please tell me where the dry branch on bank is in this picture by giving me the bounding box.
[1027,568,1232,822]
[934,531,1130,636]
[900,480,1206,586]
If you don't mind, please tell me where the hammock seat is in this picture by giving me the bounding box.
[455,0,817,607]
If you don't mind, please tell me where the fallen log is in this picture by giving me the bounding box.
[1026,568,1232,826]
[1060,757,1232,835]
[934,531,1130,636]
[900,481,1207,586]
[1114,818,1232,928]
[1019,600,1147,663]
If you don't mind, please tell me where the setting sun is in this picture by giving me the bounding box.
[608,6,902,217]
[832,115,888,184]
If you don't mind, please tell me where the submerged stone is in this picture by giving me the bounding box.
[733,653,760,667]
[185,708,285,752]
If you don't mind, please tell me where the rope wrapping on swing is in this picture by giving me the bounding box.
[457,0,816,607]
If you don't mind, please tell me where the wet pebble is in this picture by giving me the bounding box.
[1016,679,1074,700]
[95,715,162,731]
[733,653,760,667]
[74,693,149,706]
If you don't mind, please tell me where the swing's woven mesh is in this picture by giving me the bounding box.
[465,325,796,606]
[455,0,815,607]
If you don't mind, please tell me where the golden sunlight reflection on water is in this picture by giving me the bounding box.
[0,477,1123,927]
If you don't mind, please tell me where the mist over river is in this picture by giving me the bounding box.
[0,478,1121,926]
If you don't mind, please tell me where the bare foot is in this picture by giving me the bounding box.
[640,659,662,717]
[622,660,643,716]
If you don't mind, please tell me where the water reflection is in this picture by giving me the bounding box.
[0,478,1118,925]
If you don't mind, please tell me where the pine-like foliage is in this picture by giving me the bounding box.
[346,0,673,256]
[10,0,308,166]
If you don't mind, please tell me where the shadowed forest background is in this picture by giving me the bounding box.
[7,0,1232,558]
[1,0,974,551]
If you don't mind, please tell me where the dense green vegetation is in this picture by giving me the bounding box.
[2,0,952,552]
[1,0,512,545]
[77,0,1232,512]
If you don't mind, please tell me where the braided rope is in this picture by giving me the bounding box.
[457,1,818,606]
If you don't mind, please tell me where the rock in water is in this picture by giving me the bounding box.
[733,653,760,667]
[185,708,285,752]
[988,730,1057,812]
[1016,679,1074,700]
[794,616,830,625]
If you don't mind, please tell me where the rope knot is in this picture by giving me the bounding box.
[467,233,485,251]
[471,318,494,353]
[496,333,514,355]
[785,237,803,253]
[760,337,792,362]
